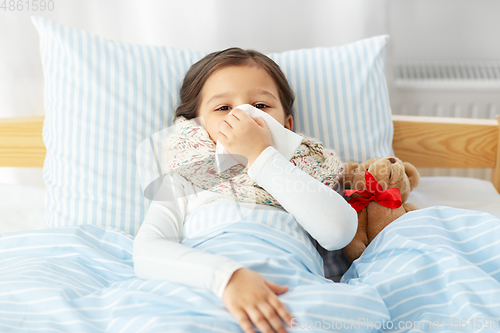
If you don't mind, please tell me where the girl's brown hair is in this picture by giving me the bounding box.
[173,47,295,122]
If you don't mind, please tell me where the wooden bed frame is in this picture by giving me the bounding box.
[1,115,500,193]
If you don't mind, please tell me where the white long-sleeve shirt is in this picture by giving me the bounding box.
[133,146,357,299]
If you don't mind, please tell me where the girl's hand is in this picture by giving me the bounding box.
[217,108,272,167]
[222,267,293,333]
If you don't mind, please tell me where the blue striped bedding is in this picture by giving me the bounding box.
[1,205,500,332]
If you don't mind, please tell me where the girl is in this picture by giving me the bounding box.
[133,48,359,333]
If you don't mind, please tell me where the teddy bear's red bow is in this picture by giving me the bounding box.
[345,170,402,212]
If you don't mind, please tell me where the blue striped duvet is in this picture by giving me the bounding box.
[1,206,499,332]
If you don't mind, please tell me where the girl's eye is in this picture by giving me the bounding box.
[254,103,269,109]
[215,106,231,112]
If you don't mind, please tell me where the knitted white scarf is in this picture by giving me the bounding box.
[161,116,343,208]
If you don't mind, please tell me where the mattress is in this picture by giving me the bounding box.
[0,176,500,234]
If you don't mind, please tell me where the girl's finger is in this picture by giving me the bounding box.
[217,130,227,140]
[230,108,246,120]
[225,110,241,124]
[268,295,294,328]
[223,118,234,129]
[229,307,256,333]
[253,116,267,128]
[265,279,289,295]
[257,301,288,333]
[247,306,273,333]
[218,118,232,133]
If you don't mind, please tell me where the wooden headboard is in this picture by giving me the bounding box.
[1,115,500,193]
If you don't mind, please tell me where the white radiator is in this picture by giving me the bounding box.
[390,61,500,180]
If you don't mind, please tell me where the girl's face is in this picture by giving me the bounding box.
[197,64,293,143]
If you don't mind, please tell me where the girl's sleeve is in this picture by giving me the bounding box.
[133,172,245,299]
[247,146,358,251]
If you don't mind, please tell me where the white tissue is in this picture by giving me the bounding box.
[215,104,303,174]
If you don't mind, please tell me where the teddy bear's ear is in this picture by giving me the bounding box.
[341,162,359,189]
[403,162,420,190]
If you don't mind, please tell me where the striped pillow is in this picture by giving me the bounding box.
[33,16,205,235]
[268,37,394,162]
[33,16,393,236]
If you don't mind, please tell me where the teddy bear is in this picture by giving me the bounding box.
[341,156,420,262]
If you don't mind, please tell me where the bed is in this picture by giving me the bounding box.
[1,114,500,332]
[1,16,500,333]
